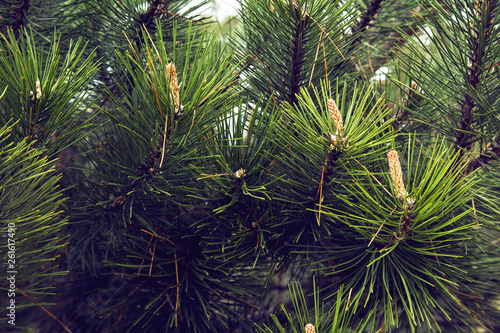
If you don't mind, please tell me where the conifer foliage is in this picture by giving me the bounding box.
[1,0,500,332]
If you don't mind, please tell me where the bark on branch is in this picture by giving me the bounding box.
[349,0,385,53]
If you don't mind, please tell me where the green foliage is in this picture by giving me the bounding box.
[248,83,395,272]
[392,0,500,149]
[235,0,359,105]
[64,23,253,332]
[320,139,485,331]
[0,28,99,158]
[1,0,499,332]
[255,278,373,333]
[0,122,67,328]
[71,0,213,87]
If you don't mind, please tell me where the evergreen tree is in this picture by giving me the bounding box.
[1,0,499,332]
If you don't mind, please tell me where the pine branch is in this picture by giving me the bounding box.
[456,0,498,155]
[0,122,68,326]
[0,27,100,159]
[3,1,500,332]
[237,0,358,105]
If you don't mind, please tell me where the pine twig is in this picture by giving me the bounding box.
[18,289,72,333]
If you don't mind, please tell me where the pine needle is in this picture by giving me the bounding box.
[159,113,168,168]
[18,289,72,333]
[308,29,324,87]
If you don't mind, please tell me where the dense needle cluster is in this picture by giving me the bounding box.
[2,0,499,332]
